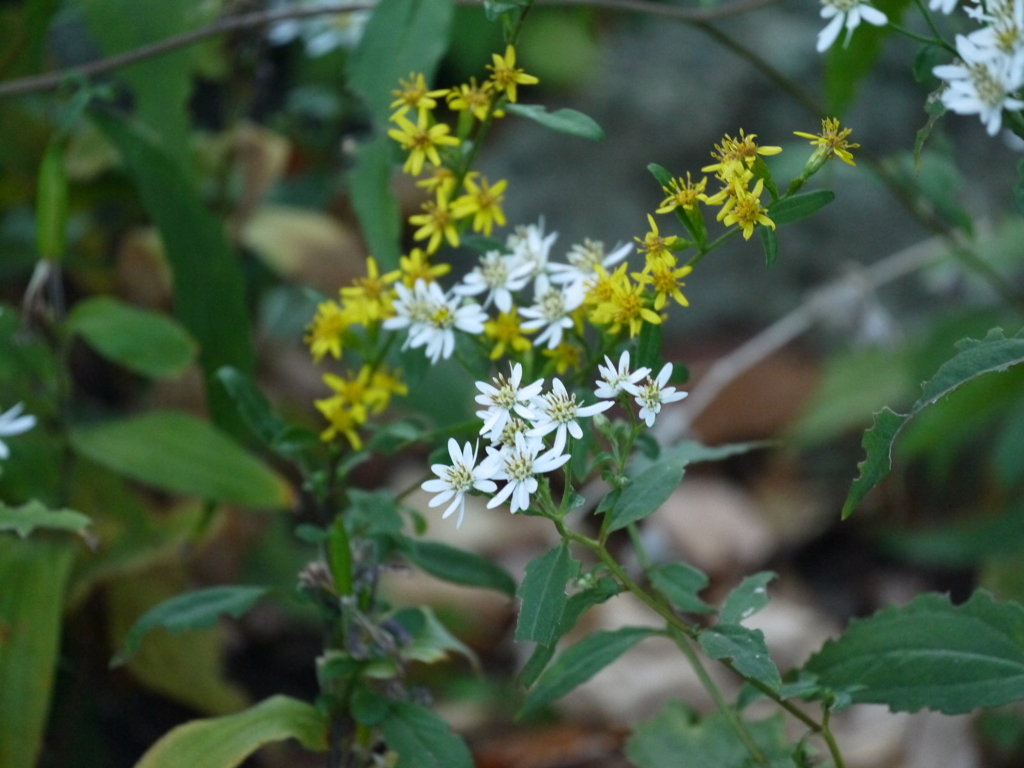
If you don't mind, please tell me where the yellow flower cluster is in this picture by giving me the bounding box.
[314,365,408,449]
[701,130,781,241]
[387,47,538,253]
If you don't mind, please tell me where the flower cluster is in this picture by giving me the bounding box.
[314,365,407,449]
[815,0,887,53]
[421,357,686,525]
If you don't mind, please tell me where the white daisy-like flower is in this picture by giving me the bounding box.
[816,0,888,53]
[0,402,36,459]
[548,239,631,306]
[421,439,497,528]
[407,282,488,364]
[595,351,651,400]
[966,0,1024,56]
[383,279,433,347]
[475,363,544,440]
[506,220,558,279]
[452,250,532,312]
[480,432,570,514]
[267,1,370,57]
[624,363,688,428]
[491,416,532,449]
[518,275,581,350]
[528,378,613,455]
[934,35,1024,135]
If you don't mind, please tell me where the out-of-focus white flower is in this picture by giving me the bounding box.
[527,377,612,454]
[548,239,631,306]
[383,279,433,347]
[475,363,543,441]
[406,281,487,364]
[816,0,888,52]
[267,1,370,57]
[0,403,35,459]
[929,0,959,15]
[519,275,581,349]
[934,35,1024,135]
[624,363,688,428]
[480,432,570,513]
[421,439,496,528]
[506,219,558,280]
[595,351,651,400]
[453,250,532,312]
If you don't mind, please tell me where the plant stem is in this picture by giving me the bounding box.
[887,21,954,52]
[911,0,953,51]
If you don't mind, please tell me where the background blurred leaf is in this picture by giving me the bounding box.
[0,499,91,539]
[0,534,76,768]
[70,411,293,508]
[398,536,516,595]
[68,296,198,378]
[504,103,605,141]
[348,135,402,270]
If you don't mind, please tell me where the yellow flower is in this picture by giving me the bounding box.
[633,262,693,310]
[451,176,507,236]
[656,173,708,214]
[702,129,782,178]
[719,179,775,240]
[409,190,460,254]
[584,264,619,309]
[487,45,539,103]
[542,342,582,374]
[323,365,392,414]
[635,214,681,262]
[446,78,502,122]
[591,266,662,337]
[484,309,534,360]
[315,395,364,449]
[305,300,351,362]
[384,248,450,287]
[340,257,395,324]
[371,366,408,400]
[390,72,448,119]
[387,111,459,177]
[794,117,859,166]
[416,163,459,197]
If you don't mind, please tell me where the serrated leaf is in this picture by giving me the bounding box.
[719,571,776,625]
[398,536,516,595]
[626,703,793,768]
[70,411,294,508]
[504,103,605,140]
[113,585,268,666]
[606,459,684,532]
[520,627,656,716]
[68,296,197,378]
[380,701,473,768]
[699,625,781,690]
[648,562,714,614]
[805,590,1024,714]
[0,499,91,539]
[0,535,75,768]
[133,695,327,768]
[516,543,576,645]
[760,225,778,268]
[843,408,907,519]
[767,190,835,226]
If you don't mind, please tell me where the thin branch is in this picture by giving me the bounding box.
[0,0,782,99]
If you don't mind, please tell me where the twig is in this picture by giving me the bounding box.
[0,0,782,99]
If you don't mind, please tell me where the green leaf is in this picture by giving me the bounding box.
[328,516,353,596]
[348,134,401,271]
[881,503,1024,567]
[35,141,68,261]
[1015,159,1024,217]
[351,687,392,726]
[648,562,714,614]
[133,695,327,768]
[0,535,76,768]
[68,296,197,378]
[652,439,768,469]
[505,103,605,141]
[515,542,576,645]
[647,162,673,188]
[397,536,516,595]
[70,411,294,508]
[843,327,1024,518]
[759,225,778,268]
[348,490,404,537]
[394,606,479,670]
[349,0,454,126]
[606,459,685,533]
[113,585,268,666]
[719,571,776,625]
[767,190,835,226]
[699,625,781,690]
[215,367,290,453]
[380,701,474,768]
[805,590,1024,714]
[626,702,794,768]
[635,320,663,373]
[0,499,91,539]
[91,111,255,436]
[520,627,656,716]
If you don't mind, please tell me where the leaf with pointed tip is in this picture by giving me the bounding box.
[397,536,516,596]
[719,571,776,625]
[380,702,473,768]
[760,225,778,268]
[505,103,605,141]
[648,562,714,614]
[699,625,781,691]
[767,190,835,226]
[515,543,576,645]
[606,460,685,532]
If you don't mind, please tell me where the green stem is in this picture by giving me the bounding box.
[911,0,953,51]
[887,21,954,52]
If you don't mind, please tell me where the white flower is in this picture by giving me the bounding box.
[475,363,544,440]
[480,432,570,513]
[816,0,888,52]
[624,363,688,428]
[421,439,497,528]
[506,219,558,279]
[453,250,532,312]
[595,351,651,400]
[934,35,1024,135]
[528,378,613,455]
[929,0,959,14]
[267,1,370,57]
[518,275,581,349]
[0,403,35,459]
[548,239,631,306]
[383,279,433,347]
[406,282,487,364]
